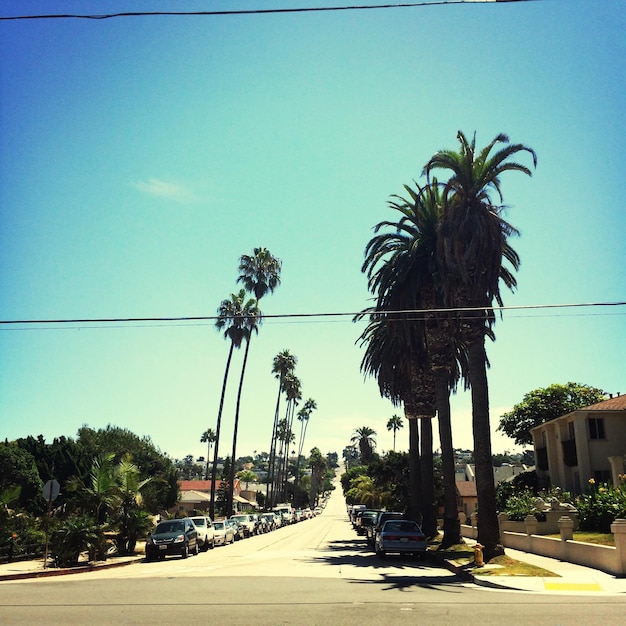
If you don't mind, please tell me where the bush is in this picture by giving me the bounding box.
[49,515,107,567]
[576,479,626,533]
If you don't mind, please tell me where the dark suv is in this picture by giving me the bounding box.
[367,511,405,547]
[145,519,199,561]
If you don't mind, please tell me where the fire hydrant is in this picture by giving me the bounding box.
[474,543,484,567]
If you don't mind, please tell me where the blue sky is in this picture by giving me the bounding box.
[1,0,625,464]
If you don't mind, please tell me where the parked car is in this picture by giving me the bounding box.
[356,509,383,536]
[145,519,199,561]
[375,519,427,558]
[230,514,256,537]
[367,511,405,547]
[226,518,246,541]
[260,513,276,531]
[212,520,235,546]
[190,516,215,551]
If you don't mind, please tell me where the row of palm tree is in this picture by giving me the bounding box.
[208,247,282,519]
[266,349,317,507]
[357,131,536,559]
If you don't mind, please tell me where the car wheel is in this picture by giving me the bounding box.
[193,542,199,556]
[210,538,215,549]
[181,543,188,559]
[375,548,385,559]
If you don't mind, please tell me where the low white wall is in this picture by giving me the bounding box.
[461,523,626,576]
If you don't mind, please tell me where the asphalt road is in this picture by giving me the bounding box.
[2,478,625,625]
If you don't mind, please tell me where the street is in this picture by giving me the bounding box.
[1,480,625,625]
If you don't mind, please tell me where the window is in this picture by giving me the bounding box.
[588,418,605,440]
[594,470,610,484]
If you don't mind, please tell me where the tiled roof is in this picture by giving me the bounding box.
[584,394,626,411]
[456,481,477,497]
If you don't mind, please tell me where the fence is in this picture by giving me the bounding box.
[461,516,626,576]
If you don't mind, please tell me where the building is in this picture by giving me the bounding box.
[530,394,626,494]
[171,478,255,516]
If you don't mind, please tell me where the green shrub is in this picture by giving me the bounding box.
[576,479,626,533]
[49,515,107,567]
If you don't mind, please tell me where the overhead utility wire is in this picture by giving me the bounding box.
[0,1,542,22]
[1,301,623,326]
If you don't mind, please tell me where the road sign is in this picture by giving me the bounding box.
[42,479,60,501]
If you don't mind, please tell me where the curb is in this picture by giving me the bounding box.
[0,557,143,582]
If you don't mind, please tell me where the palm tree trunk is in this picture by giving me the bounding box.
[468,336,504,560]
[267,377,283,508]
[405,410,421,523]
[210,342,235,519]
[420,417,437,537]
[435,367,461,547]
[226,336,252,516]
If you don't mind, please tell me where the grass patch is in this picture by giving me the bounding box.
[543,532,614,546]
[429,542,474,565]
[474,554,559,577]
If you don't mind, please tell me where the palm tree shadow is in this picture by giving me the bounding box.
[299,538,467,592]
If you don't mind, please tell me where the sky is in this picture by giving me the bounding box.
[1,0,625,467]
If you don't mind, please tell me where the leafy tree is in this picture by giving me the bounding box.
[0,443,43,514]
[424,130,536,560]
[497,382,606,446]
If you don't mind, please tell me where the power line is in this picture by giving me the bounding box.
[1,301,623,328]
[0,1,542,22]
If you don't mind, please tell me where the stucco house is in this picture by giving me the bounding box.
[171,478,254,515]
[530,393,626,494]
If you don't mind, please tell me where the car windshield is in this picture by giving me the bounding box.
[214,522,224,530]
[192,518,206,527]
[156,521,185,534]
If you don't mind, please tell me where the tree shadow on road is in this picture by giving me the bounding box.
[299,538,469,592]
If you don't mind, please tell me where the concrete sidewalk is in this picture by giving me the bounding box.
[445,540,626,595]
[0,554,143,582]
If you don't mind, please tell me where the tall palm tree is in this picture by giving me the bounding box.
[200,428,216,480]
[209,289,251,518]
[350,426,377,464]
[225,295,261,516]
[359,184,442,531]
[267,349,297,507]
[371,180,465,545]
[295,398,317,493]
[237,246,282,301]
[280,373,301,500]
[226,247,281,514]
[386,414,403,451]
[424,130,536,559]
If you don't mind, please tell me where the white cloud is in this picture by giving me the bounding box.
[132,178,197,204]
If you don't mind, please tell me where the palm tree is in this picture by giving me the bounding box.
[295,398,317,493]
[209,289,252,518]
[386,414,403,451]
[267,349,297,507]
[350,426,377,464]
[226,247,282,514]
[424,130,536,559]
[200,429,216,480]
[225,294,261,516]
[368,179,465,545]
[236,469,258,489]
[237,246,282,301]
